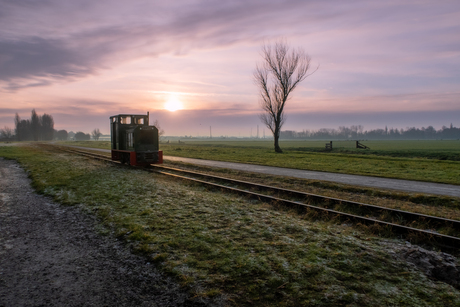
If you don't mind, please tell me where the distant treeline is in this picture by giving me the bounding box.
[280,124,460,140]
[0,110,101,142]
[14,109,54,141]
[56,130,97,141]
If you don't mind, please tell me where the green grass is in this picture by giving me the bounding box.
[58,139,460,154]
[161,144,460,185]
[58,140,111,150]
[164,161,460,221]
[162,139,460,153]
[58,140,460,185]
[1,144,459,306]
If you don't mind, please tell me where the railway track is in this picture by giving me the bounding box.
[47,144,460,250]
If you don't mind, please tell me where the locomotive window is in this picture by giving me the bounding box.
[135,118,144,124]
[112,117,117,123]
[121,116,131,124]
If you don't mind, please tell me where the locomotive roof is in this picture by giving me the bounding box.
[110,114,148,118]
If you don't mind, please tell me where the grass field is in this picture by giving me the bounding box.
[166,139,460,151]
[57,139,460,152]
[56,139,460,185]
[163,139,460,160]
[1,144,459,306]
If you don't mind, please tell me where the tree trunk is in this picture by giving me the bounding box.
[274,132,282,153]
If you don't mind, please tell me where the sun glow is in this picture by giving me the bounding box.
[164,95,183,112]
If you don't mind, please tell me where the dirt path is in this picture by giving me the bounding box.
[0,158,205,307]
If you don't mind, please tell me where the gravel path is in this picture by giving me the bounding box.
[0,158,206,307]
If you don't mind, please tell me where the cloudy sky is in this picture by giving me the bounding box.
[1,0,459,136]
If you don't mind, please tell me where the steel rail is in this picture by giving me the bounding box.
[51,146,113,161]
[48,144,460,248]
[151,169,460,248]
[151,165,460,230]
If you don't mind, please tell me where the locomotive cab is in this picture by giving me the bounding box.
[110,113,163,166]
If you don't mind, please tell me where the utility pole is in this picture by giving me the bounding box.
[210,126,212,139]
[257,125,259,138]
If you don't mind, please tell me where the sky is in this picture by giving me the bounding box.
[1,0,459,136]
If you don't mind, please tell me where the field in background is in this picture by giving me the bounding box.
[57,140,460,185]
[165,139,460,151]
[60,139,460,153]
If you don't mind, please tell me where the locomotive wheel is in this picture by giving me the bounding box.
[120,153,129,165]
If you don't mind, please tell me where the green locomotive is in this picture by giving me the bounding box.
[110,113,163,166]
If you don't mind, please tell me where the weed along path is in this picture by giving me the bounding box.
[164,156,460,198]
[0,158,201,306]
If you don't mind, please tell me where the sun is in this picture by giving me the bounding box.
[164,95,183,112]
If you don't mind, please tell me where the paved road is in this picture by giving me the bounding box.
[165,156,460,198]
[68,146,460,198]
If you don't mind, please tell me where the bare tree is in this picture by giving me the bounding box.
[254,41,316,153]
[0,126,13,139]
[91,128,102,141]
[153,120,165,139]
